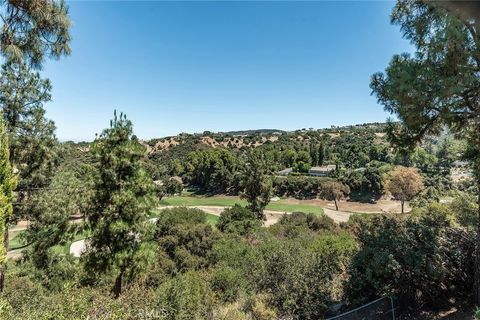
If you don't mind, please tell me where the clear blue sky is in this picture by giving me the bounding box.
[42,1,412,141]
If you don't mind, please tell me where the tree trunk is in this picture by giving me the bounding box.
[0,218,9,292]
[334,198,338,211]
[113,268,124,298]
[401,201,405,214]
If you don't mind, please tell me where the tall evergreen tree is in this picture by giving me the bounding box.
[0,62,57,290]
[0,119,16,292]
[0,62,57,190]
[84,112,156,297]
[240,150,272,220]
[310,140,319,166]
[0,0,72,68]
[24,154,95,275]
[318,142,325,166]
[371,0,480,302]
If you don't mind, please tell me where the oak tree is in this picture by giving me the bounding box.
[386,166,424,213]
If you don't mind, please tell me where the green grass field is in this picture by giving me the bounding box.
[160,195,324,215]
[8,230,27,250]
[9,195,319,254]
[8,227,91,255]
[206,214,219,226]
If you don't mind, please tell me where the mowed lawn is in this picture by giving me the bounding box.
[159,195,324,215]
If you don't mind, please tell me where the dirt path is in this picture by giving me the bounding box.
[322,208,351,223]
[282,198,408,213]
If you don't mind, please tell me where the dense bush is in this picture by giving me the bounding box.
[449,192,479,228]
[183,148,241,193]
[273,176,334,199]
[248,232,357,318]
[155,208,222,274]
[156,271,215,320]
[346,209,475,308]
[269,211,337,238]
[217,204,261,236]
[0,276,157,320]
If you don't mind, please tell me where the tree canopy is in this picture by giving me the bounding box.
[0,0,72,68]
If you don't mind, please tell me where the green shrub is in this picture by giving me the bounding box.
[156,207,222,273]
[211,265,249,302]
[270,211,336,238]
[346,212,474,308]
[217,204,261,235]
[156,271,214,320]
[248,233,356,318]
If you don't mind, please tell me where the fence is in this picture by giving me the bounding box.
[325,297,396,320]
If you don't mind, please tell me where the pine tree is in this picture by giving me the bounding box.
[0,62,57,190]
[371,0,480,302]
[84,112,156,297]
[0,0,72,68]
[240,150,272,220]
[310,140,319,167]
[0,119,16,292]
[318,142,325,166]
[0,62,58,288]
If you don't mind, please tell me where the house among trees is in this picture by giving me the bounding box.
[309,165,336,177]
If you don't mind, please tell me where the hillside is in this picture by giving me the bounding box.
[143,122,390,156]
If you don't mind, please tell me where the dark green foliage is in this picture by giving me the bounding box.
[84,112,156,297]
[240,151,272,219]
[0,0,72,68]
[347,210,474,307]
[156,178,183,200]
[0,62,57,191]
[0,276,158,319]
[209,224,356,319]
[155,207,222,274]
[293,160,311,173]
[217,204,261,236]
[0,119,16,290]
[211,265,249,302]
[450,192,479,228]
[343,165,386,197]
[273,175,334,199]
[156,207,207,230]
[22,142,95,275]
[371,0,480,299]
[156,271,214,320]
[270,212,336,238]
[249,233,357,319]
[23,164,93,274]
[184,148,240,193]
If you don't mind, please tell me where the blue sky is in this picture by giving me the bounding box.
[42,1,412,141]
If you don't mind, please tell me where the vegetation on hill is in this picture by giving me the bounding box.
[0,0,479,319]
